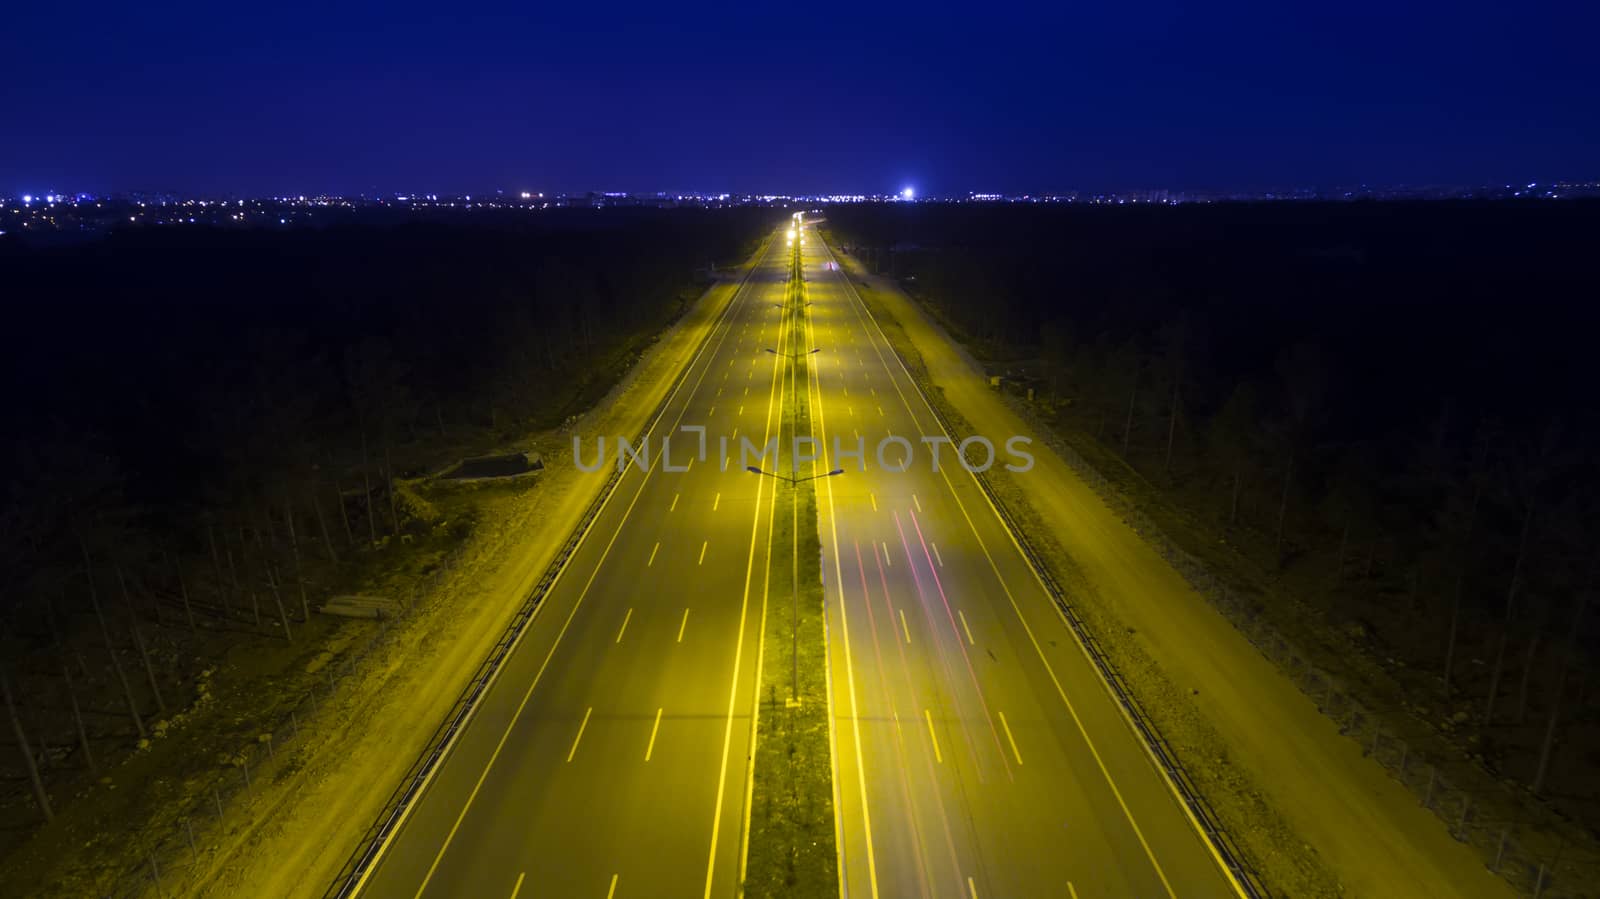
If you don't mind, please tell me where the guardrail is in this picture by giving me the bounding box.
[821,242,1273,898]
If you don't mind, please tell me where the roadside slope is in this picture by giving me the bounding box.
[831,247,1515,899]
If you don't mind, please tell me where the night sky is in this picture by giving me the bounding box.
[6,1,1596,197]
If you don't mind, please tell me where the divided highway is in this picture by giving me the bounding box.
[351,223,1243,898]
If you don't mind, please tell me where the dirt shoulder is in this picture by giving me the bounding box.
[146,258,763,899]
[827,241,1516,899]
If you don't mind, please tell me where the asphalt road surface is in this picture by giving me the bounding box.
[352,224,1241,898]
[803,233,1240,898]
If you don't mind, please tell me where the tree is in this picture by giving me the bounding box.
[1208,382,1259,525]
[1272,343,1328,566]
[1320,445,1379,587]
[1156,318,1190,477]
[1039,319,1074,397]
[1484,420,1569,723]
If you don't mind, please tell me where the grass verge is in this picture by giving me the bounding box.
[742,245,838,898]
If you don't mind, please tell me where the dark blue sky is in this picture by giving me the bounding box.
[5,1,1595,196]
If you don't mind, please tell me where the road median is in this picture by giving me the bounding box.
[742,235,839,898]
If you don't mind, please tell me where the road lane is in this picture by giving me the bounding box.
[804,227,1242,898]
[358,233,796,898]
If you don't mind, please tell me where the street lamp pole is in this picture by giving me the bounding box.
[748,465,843,702]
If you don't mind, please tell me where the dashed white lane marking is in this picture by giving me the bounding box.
[670,493,679,512]
[931,542,943,567]
[648,543,660,567]
[958,609,975,646]
[646,708,664,761]
[869,493,878,512]
[925,709,942,763]
[607,874,619,899]
[678,608,691,642]
[967,877,978,899]
[913,493,922,514]
[713,492,721,511]
[616,608,633,643]
[999,711,1023,765]
[699,541,708,565]
[567,707,593,762]
[509,872,526,899]
[900,608,912,644]
[882,541,891,565]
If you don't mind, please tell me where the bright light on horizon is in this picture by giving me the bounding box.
[901,186,915,200]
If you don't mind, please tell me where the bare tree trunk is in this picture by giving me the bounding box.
[1518,626,1542,725]
[360,428,378,548]
[1274,449,1295,566]
[251,591,262,628]
[1230,464,1243,525]
[268,567,293,643]
[1121,365,1139,457]
[171,551,197,634]
[226,542,241,606]
[117,565,165,715]
[208,520,227,614]
[1164,377,1179,475]
[284,496,308,619]
[1486,503,1535,723]
[335,482,356,548]
[1444,570,1464,700]
[384,440,400,537]
[1336,519,1350,585]
[1445,479,1484,700]
[2,672,51,822]
[311,489,339,563]
[82,548,144,739]
[1535,592,1588,793]
[62,664,95,774]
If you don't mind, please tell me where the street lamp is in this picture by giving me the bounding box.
[747,465,843,702]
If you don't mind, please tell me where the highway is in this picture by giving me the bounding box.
[352,222,1242,898]
[801,230,1241,898]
